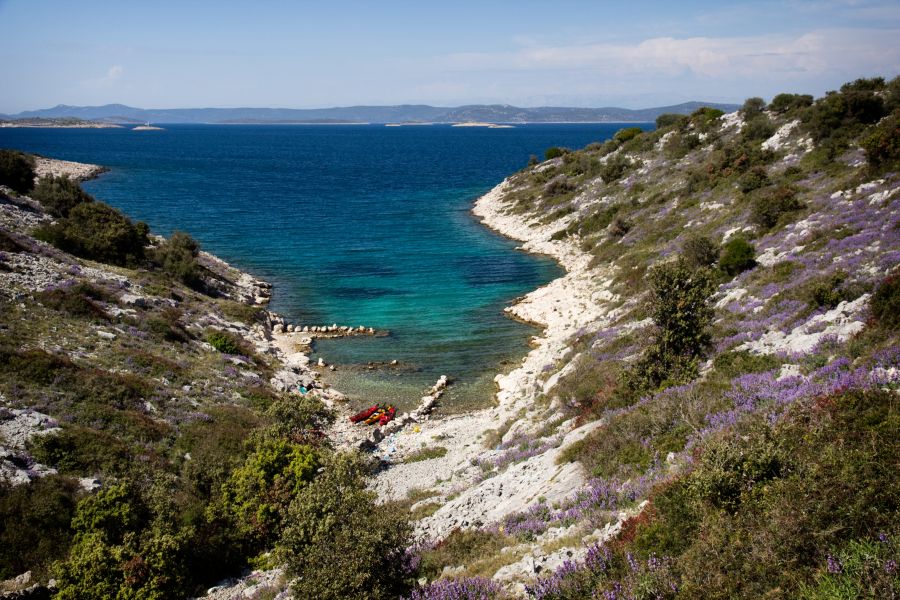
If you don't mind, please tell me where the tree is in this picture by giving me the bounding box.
[681,234,720,268]
[627,260,716,391]
[740,97,767,119]
[31,175,94,217]
[719,237,757,276]
[152,231,202,286]
[0,149,35,194]
[35,202,149,266]
[278,452,412,600]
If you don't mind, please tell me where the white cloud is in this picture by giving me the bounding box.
[82,64,124,88]
[437,29,900,81]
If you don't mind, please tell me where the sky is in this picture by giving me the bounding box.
[0,0,898,113]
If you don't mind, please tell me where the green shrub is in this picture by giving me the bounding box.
[264,395,335,439]
[206,329,244,355]
[0,149,35,194]
[0,476,80,580]
[750,185,805,230]
[628,260,715,391]
[740,97,766,119]
[152,231,202,287]
[566,204,619,238]
[278,452,412,600]
[35,282,112,320]
[741,115,776,141]
[861,108,900,172]
[220,439,319,543]
[719,237,756,276]
[416,528,512,580]
[613,127,644,144]
[805,272,853,309]
[738,165,770,193]
[681,234,720,268]
[599,154,637,184]
[404,446,448,463]
[870,272,900,329]
[543,175,575,197]
[663,132,701,159]
[31,175,94,217]
[34,201,149,267]
[29,426,133,477]
[544,147,568,160]
[769,93,813,115]
[690,107,725,130]
[655,113,689,129]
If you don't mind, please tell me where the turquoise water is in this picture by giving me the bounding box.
[0,123,646,409]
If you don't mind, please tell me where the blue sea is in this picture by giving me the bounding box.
[0,123,648,409]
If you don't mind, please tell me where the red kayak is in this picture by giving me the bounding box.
[378,405,396,426]
[350,404,379,423]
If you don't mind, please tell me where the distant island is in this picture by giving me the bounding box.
[0,117,122,128]
[0,101,741,125]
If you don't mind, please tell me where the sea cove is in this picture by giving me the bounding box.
[0,123,639,408]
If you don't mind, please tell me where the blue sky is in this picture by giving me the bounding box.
[1,0,898,112]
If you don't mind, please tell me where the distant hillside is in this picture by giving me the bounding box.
[4,101,740,124]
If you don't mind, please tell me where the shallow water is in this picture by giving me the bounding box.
[0,123,644,409]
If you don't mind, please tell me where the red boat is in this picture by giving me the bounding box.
[349,404,379,423]
[378,405,396,426]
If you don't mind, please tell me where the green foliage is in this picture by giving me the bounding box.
[0,149,35,194]
[719,237,756,276]
[564,204,619,238]
[264,395,336,437]
[220,439,319,543]
[34,201,149,267]
[861,108,900,173]
[741,115,776,142]
[800,537,900,599]
[750,184,805,230]
[544,146,568,160]
[769,93,813,115]
[278,452,412,600]
[870,272,900,329]
[55,482,190,600]
[205,329,244,355]
[681,234,720,268]
[404,446,448,463]
[613,127,644,144]
[628,388,899,598]
[599,153,638,184]
[543,175,575,197]
[738,165,770,193]
[663,131,701,159]
[151,231,202,287]
[690,106,725,130]
[30,175,94,217]
[804,271,855,310]
[803,79,887,156]
[29,426,133,476]
[628,260,715,391]
[655,113,689,129]
[740,97,767,119]
[0,476,79,580]
[35,282,112,320]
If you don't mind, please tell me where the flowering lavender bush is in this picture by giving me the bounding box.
[403,577,507,600]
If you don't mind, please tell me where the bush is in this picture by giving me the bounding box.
[806,272,852,309]
[740,97,766,119]
[264,395,335,439]
[870,272,900,329]
[738,166,770,193]
[750,185,805,230]
[741,115,776,141]
[599,154,637,184]
[719,237,756,276]
[769,93,813,115]
[861,109,900,172]
[35,283,111,321]
[663,132,701,159]
[613,127,644,144]
[0,149,35,194]
[220,439,319,543]
[690,107,725,130]
[152,231,202,287]
[544,147,568,160]
[34,201,149,267]
[278,452,412,600]
[681,234,720,268]
[628,260,715,391]
[31,175,94,217]
[543,175,575,197]
[0,476,80,580]
[206,329,244,355]
[655,113,689,129]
